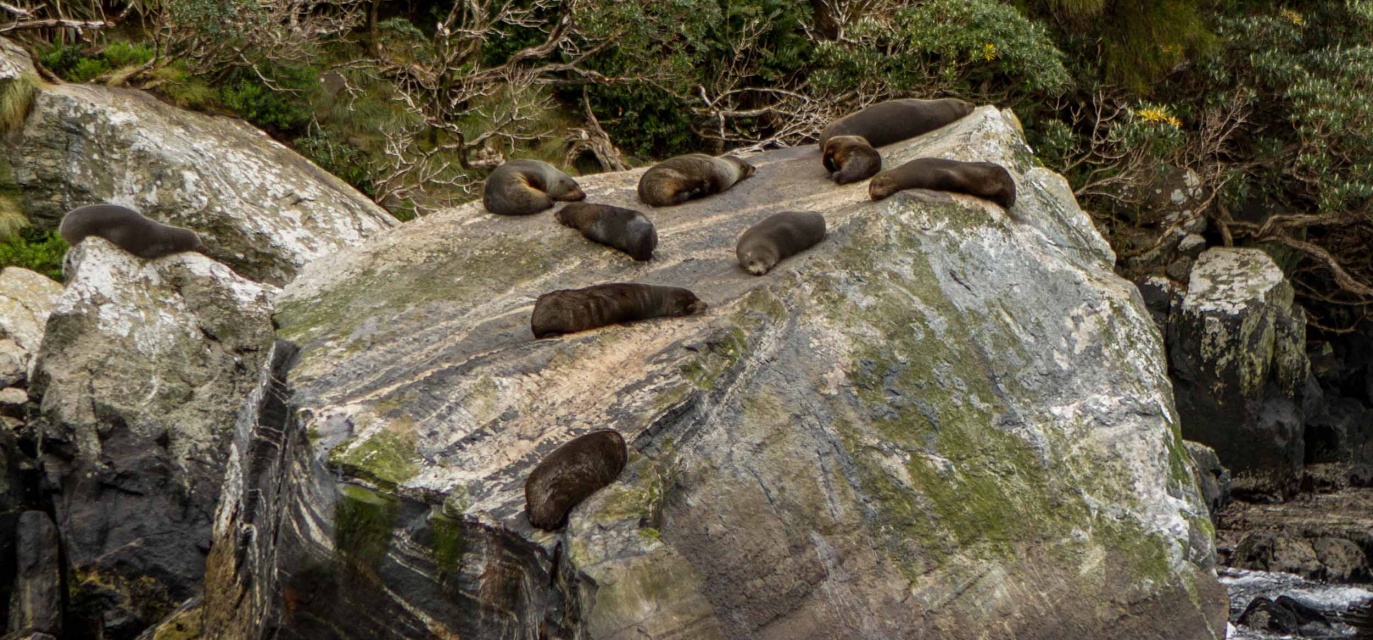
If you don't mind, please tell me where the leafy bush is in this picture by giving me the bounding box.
[294,128,376,197]
[0,229,67,282]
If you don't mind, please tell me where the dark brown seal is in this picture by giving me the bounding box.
[555,203,658,261]
[869,157,1016,209]
[525,429,628,530]
[736,211,827,276]
[58,204,204,259]
[817,98,975,149]
[483,159,586,216]
[822,135,882,184]
[637,154,755,207]
[531,283,707,339]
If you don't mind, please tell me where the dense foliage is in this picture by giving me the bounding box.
[2,0,1372,329]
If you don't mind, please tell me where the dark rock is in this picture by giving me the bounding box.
[1168,248,1308,499]
[1237,595,1334,636]
[7,510,61,636]
[1312,537,1369,582]
[1233,531,1322,577]
[1306,398,1371,465]
[1133,276,1177,338]
[1186,441,1231,525]
[1218,484,1373,583]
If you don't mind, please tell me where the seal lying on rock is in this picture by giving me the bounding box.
[555,203,658,261]
[869,157,1017,209]
[525,429,628,530]
[483,160,586,216]
[818,98,975,149]
[822,135,882,184]
[736,211,827,276]
[531,283,707,338]
[59,204,204,259]
[637,154,755,207]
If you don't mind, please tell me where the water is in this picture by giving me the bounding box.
[1221,567,1373,639]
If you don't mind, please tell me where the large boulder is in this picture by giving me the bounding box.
[29,239,278,635]
[1168,248,1309,499]
[200,107,1227,639]
[3,40,399,286]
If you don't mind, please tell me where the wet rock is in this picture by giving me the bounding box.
[199,107,1227,640]
[1187,441,1232,525]
[1238,595,1334,637]
[29,238,277,634]
[1218,484,1373,583]
[7,510,61,636]
[2,40,397,286]
[1168,248,1309,499]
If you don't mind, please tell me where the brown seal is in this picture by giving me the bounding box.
[483,160,586,216]
[525,429,628,530]
[531,283,707,339]
[817,98,975,149]
[736,211,827,276]
[59,203,204,259]
[869,157,1016,209]
[637,154,755,207]
[555,203,658,261]
[822,135,882,184]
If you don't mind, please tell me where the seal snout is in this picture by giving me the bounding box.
[688,299,709,315]
[746,260,769,276]
[566,187,587,201]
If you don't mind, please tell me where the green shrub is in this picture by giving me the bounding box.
[102,41,155,69]
[221,68,315,134]
[294,129,376,197]
[0,229,67,282]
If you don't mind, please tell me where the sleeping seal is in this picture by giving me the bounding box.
[483,160,586,215]
[822,135,882,184]
[817,98,975,149]
[637,154,755,207]
[525,429,628,530]
[735,211,827,276]
[555,203,658,261]
[531,283,707,338]
[59,204,204,259]
[869,157,1016,209]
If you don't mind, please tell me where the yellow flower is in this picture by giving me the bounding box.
[982,43,998,62]
[1137,106,1182,128]
[1280,8,1304,25]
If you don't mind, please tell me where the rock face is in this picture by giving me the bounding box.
[1169,248,1308,499]
[201,107,1227,639]
[7,510,61,636]
[0,267,62,383]
[29,238,278,634]
[2,41,398,286]
[1187,441,1232,526]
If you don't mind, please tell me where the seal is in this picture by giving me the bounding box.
[58,203,204,259]
[555,203,658,261]
[736,211,827,276]
[868,157,1016,209]
[822,135,882,184]
[483,159,586,216]
[531,283,707,338]
[637,154,755,207]
[525,429,628,530]
[817,98,975,149]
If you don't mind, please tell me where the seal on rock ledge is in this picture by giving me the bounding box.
[637,154,755,207]
[531,283,707,338]
[555,203,658,261]
[525,429,629,530]
[822,135,882,185]
[736,211,827,276]
[59,203,204,259]
[869,157,1017,209]
[817,98,975,149]
[483,160,586,216]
